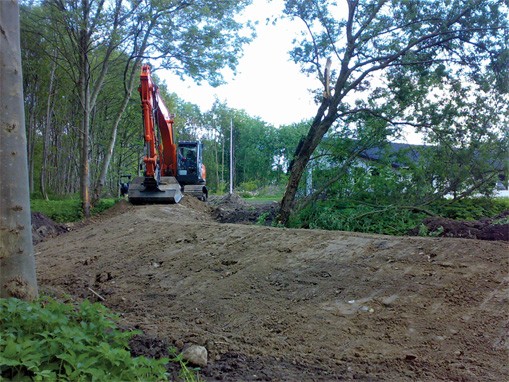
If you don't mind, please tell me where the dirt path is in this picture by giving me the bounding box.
[35,199,509,381]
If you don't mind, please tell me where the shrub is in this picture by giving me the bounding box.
[238,181,259,192]
[291,200,427,235]
[291,196,508,236]
[433,198,509,220]
[0,297,169,381]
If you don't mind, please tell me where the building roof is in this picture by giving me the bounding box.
[358,142,425,168]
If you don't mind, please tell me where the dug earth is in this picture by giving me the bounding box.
[35,198,508,381]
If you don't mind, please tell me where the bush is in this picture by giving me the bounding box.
[291,201,426,236]
[238,181,259,192]
[290,197,508,236]
[0,297,169,381]
[433,198,509,220]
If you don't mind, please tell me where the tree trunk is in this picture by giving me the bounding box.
[79,56,91,217]
[78,0,91,218]
[221,135,225,188]
[92,100,125,202]
[214,139,220,192]
[80,90,91,217]
[40,57,57,201]
[91,12,156,202]
[0,0,38,300]
[278,102,334,225]
[92,64,139,203]
[27,110,35,194]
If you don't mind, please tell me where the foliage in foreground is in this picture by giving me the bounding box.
[290,198,509,236]
[31,197,118,223]
[0,297,169,381]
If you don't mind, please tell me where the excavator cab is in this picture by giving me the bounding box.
[177,141,208,201]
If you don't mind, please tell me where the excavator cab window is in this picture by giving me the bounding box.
[178,145,198,175]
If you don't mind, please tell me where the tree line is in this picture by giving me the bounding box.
[20,0,254,216]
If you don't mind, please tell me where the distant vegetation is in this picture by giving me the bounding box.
[22,0,507,232]
[29,192,508,239]
[19,1,507,226]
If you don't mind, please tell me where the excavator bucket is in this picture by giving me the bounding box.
[128,176,183,204]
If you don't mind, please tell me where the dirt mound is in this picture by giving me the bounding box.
[411,211,509,241]
[34,202,509,381]
[209,193,279,224]
[31,212,68,244]
[89,199,134,222]
[181,194,214,215]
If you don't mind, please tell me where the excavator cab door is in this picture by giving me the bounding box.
[177,141,204,185]
[177,141,208,200]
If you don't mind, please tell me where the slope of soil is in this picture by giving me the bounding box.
[35,200,509,381]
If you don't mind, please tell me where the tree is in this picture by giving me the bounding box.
[278,0,509,224]
[0,0,38,300]
[24,0,255,205]
[27,0,129,217]
[91,0,253,201]
[233,114,276,187]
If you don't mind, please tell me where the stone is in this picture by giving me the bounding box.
[181,344,208,367]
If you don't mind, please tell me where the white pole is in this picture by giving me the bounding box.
[306,164,313,196]
[229,118,233,195]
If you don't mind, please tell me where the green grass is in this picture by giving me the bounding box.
[31,198,118,223]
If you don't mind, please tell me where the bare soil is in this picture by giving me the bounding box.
[34,198,509,381]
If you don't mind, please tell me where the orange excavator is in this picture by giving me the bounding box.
[128,64,208,204]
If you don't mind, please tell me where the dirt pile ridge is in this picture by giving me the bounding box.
[209,194,279,224]
[31,212,69,244]
[35,200,509,381]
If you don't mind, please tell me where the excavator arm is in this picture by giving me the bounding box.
[139,64,177,178]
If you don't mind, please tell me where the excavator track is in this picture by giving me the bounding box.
[182,184,208,201]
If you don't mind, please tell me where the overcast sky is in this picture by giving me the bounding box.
[161,0,319,127]
[160,1,424,144]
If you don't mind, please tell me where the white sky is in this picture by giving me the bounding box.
[161,0,319,127]
[160,0,424,144]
